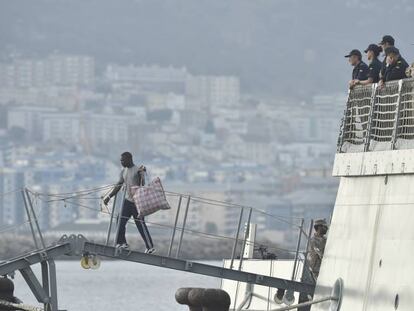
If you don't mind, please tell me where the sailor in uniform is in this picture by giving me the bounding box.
[345,49,369,89]
[380,47,408,85]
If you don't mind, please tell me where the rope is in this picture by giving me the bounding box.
[29,186,303,225]
[33,195,302,255]
[0,221,33,234]
[0,188,23,198]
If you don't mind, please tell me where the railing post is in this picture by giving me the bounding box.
[25,188,46,249]
[168,195,183,257]
[21,190,39,250]
[238,208,252,271]
[105,192,118,246]
[291,219,305,281]
[303,220,314,269]
[364,83,378,152]
[298,220,315,309]
[176,195,191,259]
[230,207,244,269]
[391,79,404,150]
[114,187,126,246]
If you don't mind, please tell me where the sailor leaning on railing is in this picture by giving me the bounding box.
[346,35,410,89]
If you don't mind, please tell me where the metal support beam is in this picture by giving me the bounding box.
[40,262,52,311]
[114,188,126,245]
[230,207,244,269]
[0,242,72,276]
[25,188,46,249]
[47,260,58,311]
[82,240,315,295]
[105,192,118,246]
[22,190,39,250]
[238,208,252,271]
[41,261,49,297]
[19,267,49,303]
[291,219,304,281]
[176,196,191,258]
[167,195,182,257]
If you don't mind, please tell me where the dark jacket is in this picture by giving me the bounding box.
[352,61,369,80]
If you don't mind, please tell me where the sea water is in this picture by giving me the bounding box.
[12,260,219,310]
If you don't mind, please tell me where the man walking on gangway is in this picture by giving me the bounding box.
[103,152,155,254]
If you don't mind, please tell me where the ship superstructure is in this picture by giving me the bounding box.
[312,78,414,310]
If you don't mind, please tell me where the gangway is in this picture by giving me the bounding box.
[0,234,314,311]
[0,188,316,311]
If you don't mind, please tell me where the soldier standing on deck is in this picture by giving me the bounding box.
[307,219,329,280]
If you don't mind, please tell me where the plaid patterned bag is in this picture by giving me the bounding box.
[131,177,171,217]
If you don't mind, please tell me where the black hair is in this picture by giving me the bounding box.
[121,151,133,159]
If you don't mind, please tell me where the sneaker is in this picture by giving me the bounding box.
[116,243,129,249]
[145,247,156,254]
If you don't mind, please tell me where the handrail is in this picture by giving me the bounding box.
[338,78,414,153]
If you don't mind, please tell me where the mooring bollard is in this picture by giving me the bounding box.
[175,288,203,311]
[0,277,21,304]
[176,288,231,311]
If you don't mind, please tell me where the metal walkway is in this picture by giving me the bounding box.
[0,234,314,311]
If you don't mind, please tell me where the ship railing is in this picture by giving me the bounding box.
[337,78,414,153]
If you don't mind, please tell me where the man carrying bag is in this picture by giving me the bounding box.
[103,152,155,254]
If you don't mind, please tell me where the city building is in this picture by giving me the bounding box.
[0,54,95,88]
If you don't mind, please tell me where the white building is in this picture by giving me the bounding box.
[0,54,95,88]
[42,113,81,144]
[186,75,240,109]
[0,167,33,225]
[105,64,187,83]
[7,106,58,140]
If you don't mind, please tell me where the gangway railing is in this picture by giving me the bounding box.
[23,186,313,265]
[338,78,414,153]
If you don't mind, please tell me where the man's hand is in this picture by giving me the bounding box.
[348,79,358,89]
[378,79,385,89]
[103,196,111,205]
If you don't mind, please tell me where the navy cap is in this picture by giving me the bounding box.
[364,44,382,55]
[384,46,400,56]
[345,49,362,58]
[379,35,395,46]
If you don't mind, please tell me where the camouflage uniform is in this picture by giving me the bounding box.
[307,219,328,279]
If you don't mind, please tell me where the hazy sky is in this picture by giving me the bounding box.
[1,0,413,97]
